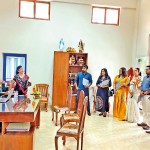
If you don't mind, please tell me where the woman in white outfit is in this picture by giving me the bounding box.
[126,68,141,123]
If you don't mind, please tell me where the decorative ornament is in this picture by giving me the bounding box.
[78,39,84,53]
[59,38,65,51]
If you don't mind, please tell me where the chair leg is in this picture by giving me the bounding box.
[77,138,79,150]
[62,136,66,145]
[52,110,54,121]
[45,103,48,112]
[81,132,84,150]
[60,116,63,127]
[55,112,59,126]
[55,135,59,150]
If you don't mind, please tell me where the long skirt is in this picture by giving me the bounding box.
[113,89,127,120]
[96,88,109,112]
[125,90,140,123]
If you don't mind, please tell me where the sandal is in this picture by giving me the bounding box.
[99,112,103,116]
[103,112,107,117]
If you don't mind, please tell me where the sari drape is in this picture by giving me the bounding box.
[113,75,129,120]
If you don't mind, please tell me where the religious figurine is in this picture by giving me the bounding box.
[59,38,64,51]
[77,56,85,66]
[66,47,76,52]
[70,80,74,87]
[78,39,84,53]
[68,70,73,78]
[69,54,76,65]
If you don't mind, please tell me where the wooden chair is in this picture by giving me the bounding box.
[35,84,49,112]
[60,90,85,127]
[92,86,98,112]
[55,97,88,150]
[52,86,72,126]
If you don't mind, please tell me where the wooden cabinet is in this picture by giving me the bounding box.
[52,51,88,110]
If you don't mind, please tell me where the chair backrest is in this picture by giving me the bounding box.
[66,86,72,110]
[35,84,49,97]
[78,96,88,134]
[92,86,98,97]
[77,90,85,117]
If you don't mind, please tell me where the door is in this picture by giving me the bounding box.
[52,52,69,107]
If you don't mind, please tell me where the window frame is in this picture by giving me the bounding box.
[3,53,27,81]
[19,0,50,21]
[91,6,120,26]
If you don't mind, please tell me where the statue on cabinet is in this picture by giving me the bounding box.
[59,38,65,51]
[69,54,76,66]
[78,39,84,53]
[77,56,85,66]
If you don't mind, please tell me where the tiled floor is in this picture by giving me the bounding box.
[35,100,150,150]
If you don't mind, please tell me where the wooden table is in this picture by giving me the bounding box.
[0,98,40,150]
[0,92,7,96]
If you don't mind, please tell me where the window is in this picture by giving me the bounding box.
[19,0,50,20]
[92,6,120,26]
[3,53,27,81]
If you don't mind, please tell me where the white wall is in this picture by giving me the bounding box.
[0,1,136,103]
[52,0,137,8]
[134,0,150,63]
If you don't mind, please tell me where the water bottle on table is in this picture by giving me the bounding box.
[0,84,2,92]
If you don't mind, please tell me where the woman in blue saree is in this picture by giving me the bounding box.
[96,68,112,117]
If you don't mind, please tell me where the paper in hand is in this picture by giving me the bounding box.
[82,78,89,86]
[100,79,109,86]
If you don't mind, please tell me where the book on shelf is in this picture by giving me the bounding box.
[6,122,30,132]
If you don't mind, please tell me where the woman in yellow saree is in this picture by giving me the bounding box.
[113,67,130,121]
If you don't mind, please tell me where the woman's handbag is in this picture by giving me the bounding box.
[108,89,114,97]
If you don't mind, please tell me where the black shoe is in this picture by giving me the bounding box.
[88,113,91,116]
[99,112,103,116]
[146,130,150,134]
[143,126,150,130]
[137,122,147,127]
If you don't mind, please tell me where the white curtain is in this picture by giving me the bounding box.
[6,56,25,81]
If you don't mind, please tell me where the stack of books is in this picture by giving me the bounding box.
[6,122,30,132]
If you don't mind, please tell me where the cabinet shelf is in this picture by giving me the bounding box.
[5,126,35,135]
[69,65,83,67]
[68,77,75,80]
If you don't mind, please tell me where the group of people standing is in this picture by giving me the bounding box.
[113,66,150,134]
[74,65,150,134]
